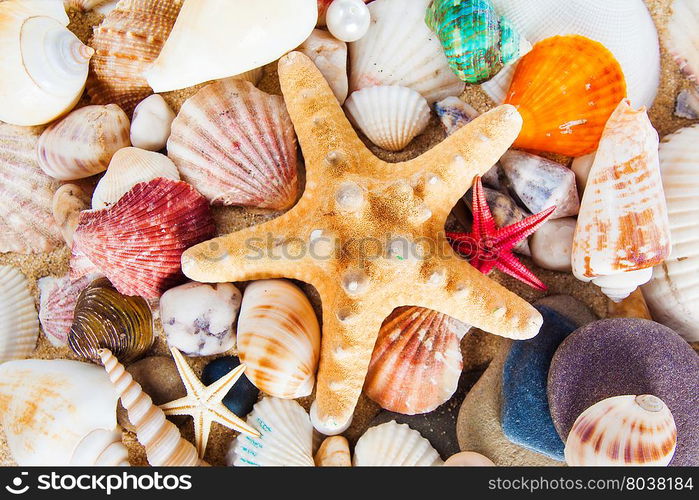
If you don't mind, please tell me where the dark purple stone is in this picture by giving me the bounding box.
[548,318,699,465]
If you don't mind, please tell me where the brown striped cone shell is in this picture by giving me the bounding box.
[564,395,677,466]
[52,183,92,246]
[364,306,468,415]
[37,104,131,181]
[167,78,299,210]
[237,280,320,399]
[315,436,352,466]
[72,178,216,299]
[0,266,39,363]
[39,273,98,347]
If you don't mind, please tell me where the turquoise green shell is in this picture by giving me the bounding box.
[426,0,523,84]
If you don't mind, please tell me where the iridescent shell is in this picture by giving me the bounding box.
[565,395,677,466]
[425,0,528,84]
[353,421,443,466]
[0,122,63,253]
[69,278,154,364]
[349,0,465,104]
[0,266,39,363]
[167,79,299,210]
[87,0,183,116]
[504,35,627,156]
[39,273,97,348]
[237,280,320,399]
[315,436,352,466]
[665,0,699,83]
[364,306,468,415]
[72,178,215,299]
[344,85,431,151]
[228,397,314,466]
[297,29,348,104]
[52,183,92,246]
[572,100,670,302]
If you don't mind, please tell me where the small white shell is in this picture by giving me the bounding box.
[130,94,176,151]
[0,266,39,363]
[69,428,129,466]
[665,0,699,83]
[315,436,352,466]
[344,85,430,151]
[353,421,443,466]
[52,183,92,246]
[565,395,677,466]
[37,104,131,181]
[228,397,314,466]
[298,29,348,104]
[92,147,180,209]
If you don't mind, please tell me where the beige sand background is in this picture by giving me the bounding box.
[0,0,696,465]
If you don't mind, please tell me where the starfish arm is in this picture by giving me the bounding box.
[496,254,548,291]
[208,404,259,438]
[168,347,206,398]
[203,363,246,402]
[193,412,211,459]
[160,396,198,416]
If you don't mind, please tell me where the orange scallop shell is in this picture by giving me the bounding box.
[505,35,627,156]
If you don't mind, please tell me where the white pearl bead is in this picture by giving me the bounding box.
[326,0,371,43]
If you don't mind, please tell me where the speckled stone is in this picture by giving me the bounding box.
[201,356,259,418]
[548,318,699,466]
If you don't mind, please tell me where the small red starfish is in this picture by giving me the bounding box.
[447,177,555,291]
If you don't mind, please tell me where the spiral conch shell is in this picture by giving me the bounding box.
[99,349,203,466]
[69,428,129,466]
[565,395,677,466]
[0,0,93,126]
[572,100,671,302]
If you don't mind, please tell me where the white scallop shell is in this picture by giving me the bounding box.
[0,266,39,363]
[643,125,699,342]
[38,273,97,347]
[69,428,129,466]
[0,358,119,465]
[0,0,93,126]
[228,397,314,466]
[298,29,348,104]
[237,280,320,399]
[344,85,431,151]
[92,147,180,209]
[130,94,176,151]
[348,0,465,104]
[37,104,131,181]
[353,421,443,466]
[665,0,699,83]
[483,0,660,109]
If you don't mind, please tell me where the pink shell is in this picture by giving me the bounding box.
[72,178,215,299]
[38,273,97,347]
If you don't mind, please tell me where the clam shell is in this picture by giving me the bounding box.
[0,122,63,253]
[344,85,431,151]
[315,436,352,466]
[643,125,699,342]
[99,349,203,466]
[504,35,627,157]
[298,29,348,104]
[92,147,180,209]
[38,273,97,348]
[353,421,443,466]
[565,395,677,466]
[228,397,314,466]
[72,178,216,299]
[69,278,154,364]
[666,0,699,83]
[364,306,468,415]
[237,280,320,399]
[52,183,92,247]
[572,100,670,302]
[69,428,129,466]
[485,0,660,109]
[0,358,119,465]
[37,104,131,181]
[87,0,183,116]
[348,0,465,104]
[129,94,176,151]
[145,0,317,92]
[0,1,93,126]
[0,266,39,363]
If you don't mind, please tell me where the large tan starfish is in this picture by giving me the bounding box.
[182,52,542,433]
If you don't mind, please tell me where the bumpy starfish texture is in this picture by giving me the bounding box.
[447,177,555,291]
[181,51,543,433]
[160,347,259,458]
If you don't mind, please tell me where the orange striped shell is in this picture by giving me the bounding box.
[505,35,627,156]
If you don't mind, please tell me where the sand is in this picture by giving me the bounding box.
[0,0,696,466]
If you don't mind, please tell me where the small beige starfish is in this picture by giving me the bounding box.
[160,346,260,458]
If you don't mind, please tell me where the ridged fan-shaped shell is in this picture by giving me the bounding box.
[72,177,216,299]
[504,35,627,157]
[344,85,431,152]
[167,78,299,210]
[0,266,39,363]
[228,397,314,466]
[69,428,129,466]
[666,0,699,83]
[0,122,63,253]
[237,280,320,399]
[69,278,154,364]
[565,395,677,466]
[353,421,443,466]
[364,306,467,415]
[39,273,97,347]
[349,0,465,104]
[315,436,352,466]
[87,0,183,116]
[92,147,180,209]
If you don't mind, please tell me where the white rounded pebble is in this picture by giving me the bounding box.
[326,0,371,42]
[530,217,577,272]
[129,94,175,151]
